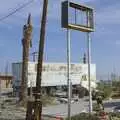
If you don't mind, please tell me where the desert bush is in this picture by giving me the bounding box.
[41,95,55,106]
[65,112,120,120]
[65,113,99,120]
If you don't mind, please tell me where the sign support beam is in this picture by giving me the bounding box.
[67,29,71,120]
[87,32,92,113]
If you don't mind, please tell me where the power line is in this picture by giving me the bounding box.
[0,0,34,22]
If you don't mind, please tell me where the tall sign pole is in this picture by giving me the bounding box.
[67,0,71,119]
[67,29,71,120]
[87,10,93,113]
[87,32,92,113]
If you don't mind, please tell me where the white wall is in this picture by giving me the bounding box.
[12,62,96,89]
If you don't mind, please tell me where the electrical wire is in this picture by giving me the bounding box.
[0,0,34,22]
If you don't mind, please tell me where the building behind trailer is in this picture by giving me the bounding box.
[12,62,96,96]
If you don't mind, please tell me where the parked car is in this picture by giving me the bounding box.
[57,97,79,104]
[58,97,74,104]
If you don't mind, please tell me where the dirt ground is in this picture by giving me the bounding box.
[0,96,26,120]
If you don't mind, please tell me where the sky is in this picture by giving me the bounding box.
[0,0,120,79]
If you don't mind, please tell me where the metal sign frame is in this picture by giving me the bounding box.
[61,0,95,118]
[61,1,94,32]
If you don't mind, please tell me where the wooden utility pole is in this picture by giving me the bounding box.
[5,63,9,88]
[26,0,48,119]
[19,14,32,103]
[31,52,38,62]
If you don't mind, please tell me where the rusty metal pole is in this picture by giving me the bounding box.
[34,0,48,119]
[19,14,32,103]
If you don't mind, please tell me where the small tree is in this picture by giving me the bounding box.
[97,81,112,99]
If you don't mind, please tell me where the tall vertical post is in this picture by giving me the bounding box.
[35,0,48,119]
[26,0,48,119]
[67,29,71,120]
[5,63,9,88]
[86,9,92,113]
[87,32,92,113]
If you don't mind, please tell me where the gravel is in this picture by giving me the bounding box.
[0,97,26,120]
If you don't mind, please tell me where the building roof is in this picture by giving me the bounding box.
[0,75,13,80]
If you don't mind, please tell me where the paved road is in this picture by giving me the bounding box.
[42,97,93,118]
[42,98,120,118]
[43,98,89,118]
[104,99,120,112]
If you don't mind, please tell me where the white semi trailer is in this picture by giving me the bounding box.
[12,62,96,96]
